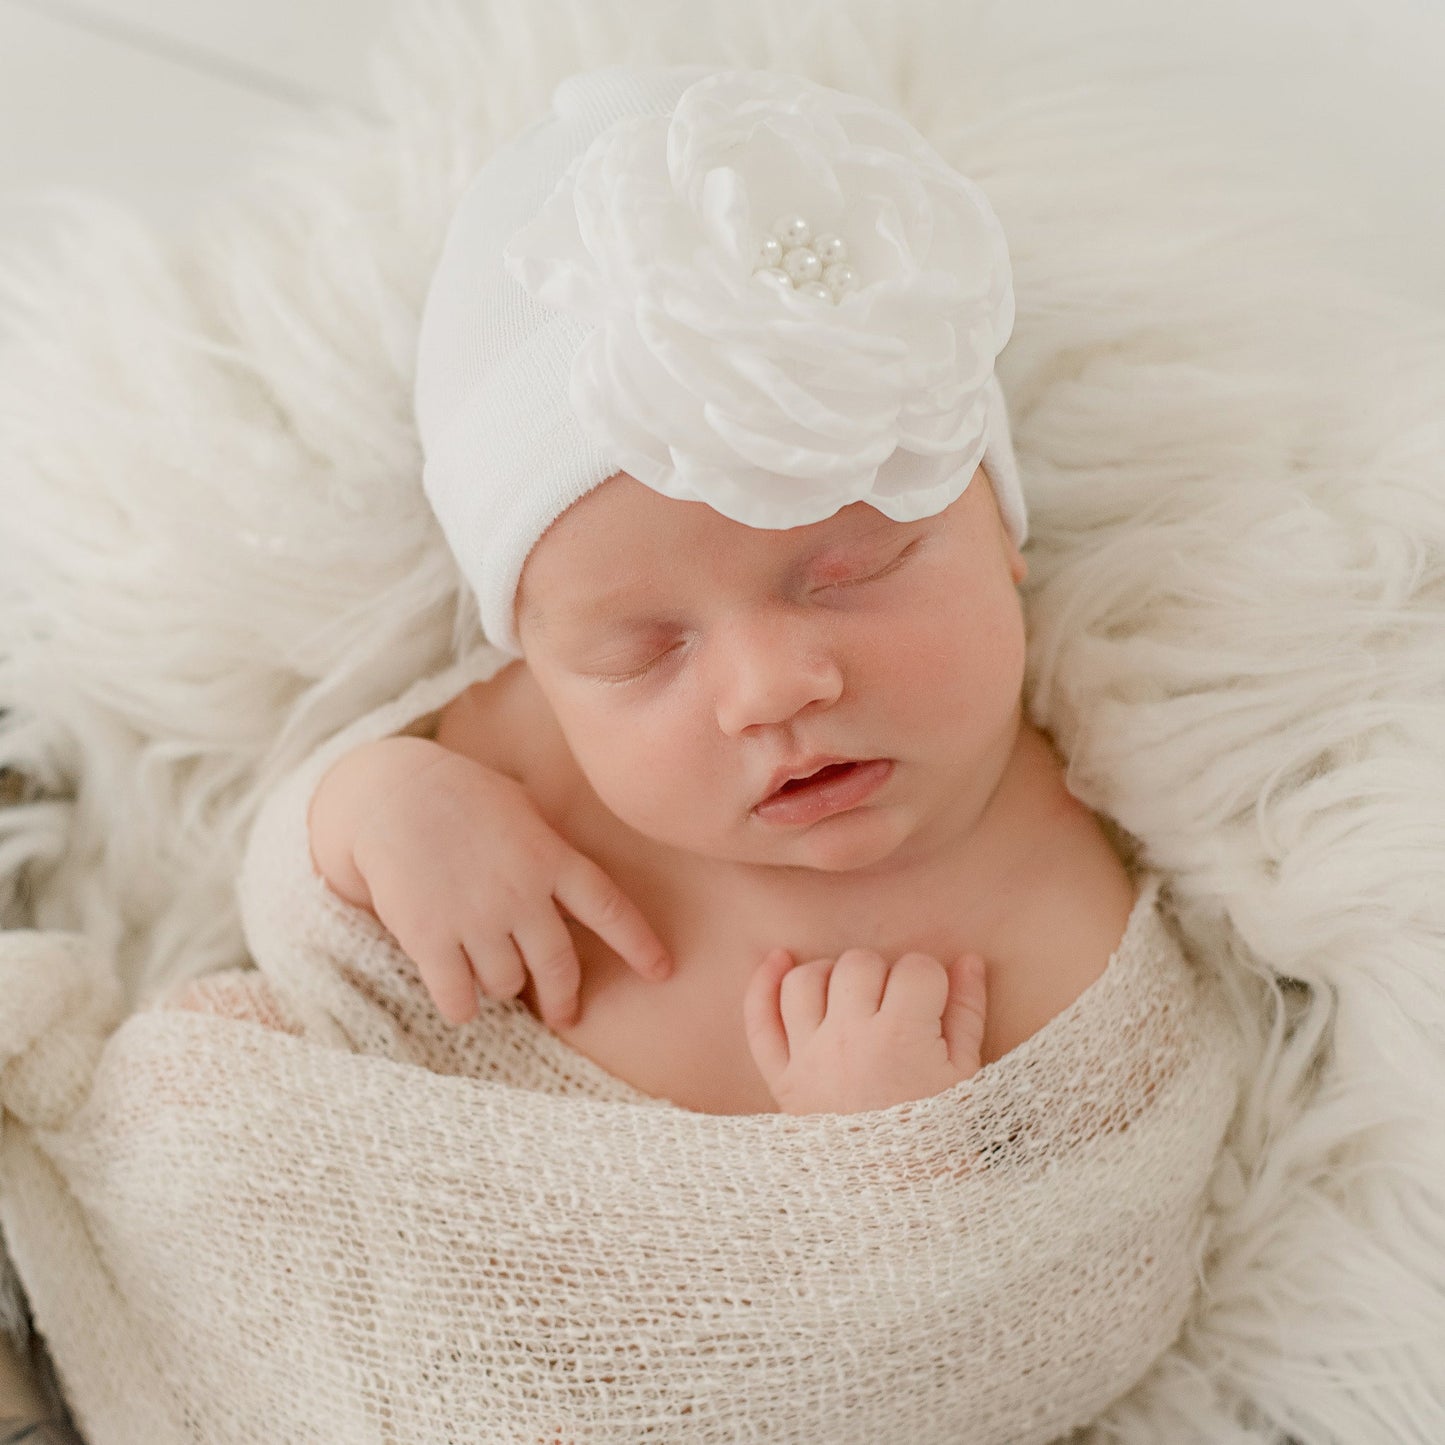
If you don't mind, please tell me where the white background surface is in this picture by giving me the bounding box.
[0,0,392,257]
[0,0,1441,304]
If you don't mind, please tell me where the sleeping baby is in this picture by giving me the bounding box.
[303,63,1141,1118]
[131,62,1248,1442]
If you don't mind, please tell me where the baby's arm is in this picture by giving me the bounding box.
[306,731,672,1028]
[743,945,988,1115]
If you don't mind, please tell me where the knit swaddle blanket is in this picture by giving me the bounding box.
[0,651,1246,1444]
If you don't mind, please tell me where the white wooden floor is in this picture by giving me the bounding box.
[0,0,392,258]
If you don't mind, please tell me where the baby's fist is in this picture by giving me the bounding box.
[743,944,988,1116]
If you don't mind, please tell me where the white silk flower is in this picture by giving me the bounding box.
[503,68,1016,527]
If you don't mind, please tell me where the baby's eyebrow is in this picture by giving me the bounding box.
[533,581,657,636]
[523,588,662,645]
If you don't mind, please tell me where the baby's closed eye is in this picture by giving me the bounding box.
[810,537,921,591]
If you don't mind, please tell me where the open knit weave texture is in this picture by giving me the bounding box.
[0,652,1245,1444]
[4,2,1443,1438]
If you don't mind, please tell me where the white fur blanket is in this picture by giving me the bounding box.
[1,0,1443,1440]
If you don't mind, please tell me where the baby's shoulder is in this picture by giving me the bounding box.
[998,735,1142,1013]
[1004,722,1137,913]
[432,661,545,772]
[429,661,585,823]
[1050,792,1138,928]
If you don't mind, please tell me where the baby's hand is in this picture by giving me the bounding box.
[743,944,988,1115]
[309,739,672,1029]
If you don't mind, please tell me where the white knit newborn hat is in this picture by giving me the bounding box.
[414,63,1027,656]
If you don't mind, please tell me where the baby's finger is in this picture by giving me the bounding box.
[878,951,949,1022]
[827,948,890,1017]
[465,933,529,1008]
[779,957,831,1037]
[553,848,672,982]
[941,953,988,1066]
[510,908,583,1028]
[743,947,796,1086]
[415,940,484,1027]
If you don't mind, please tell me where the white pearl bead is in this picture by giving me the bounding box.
[772,213,812,248]
[782,246,822,283]
[753,218,857,304]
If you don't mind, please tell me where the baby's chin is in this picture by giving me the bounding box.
[652,809,915,878]
[755,809,916,876]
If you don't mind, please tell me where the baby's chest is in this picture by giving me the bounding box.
[525,858,1137,1117]
[524,925,783,1114]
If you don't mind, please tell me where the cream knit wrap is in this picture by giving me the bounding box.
[0,651,1246,1444]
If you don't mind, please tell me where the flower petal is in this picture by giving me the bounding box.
[702,397,896,480]
[506,67,1015,529]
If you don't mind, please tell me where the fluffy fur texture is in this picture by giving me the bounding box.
[0,0,1442,1439]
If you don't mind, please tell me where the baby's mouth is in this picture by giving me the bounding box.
[756,757,855,808]
[752,758,894,824]
[765,761,858,799]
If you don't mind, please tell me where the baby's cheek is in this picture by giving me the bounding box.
[941,600,1026,701]
[582,738,699,835]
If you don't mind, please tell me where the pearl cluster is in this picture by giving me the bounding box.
[752,213,860,303]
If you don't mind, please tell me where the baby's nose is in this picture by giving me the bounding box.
[711,613,843,735]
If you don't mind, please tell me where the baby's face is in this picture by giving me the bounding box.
[515,468,1028,875]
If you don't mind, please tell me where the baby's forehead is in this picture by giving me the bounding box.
[551,484,908,573]
[520,486,921,634]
